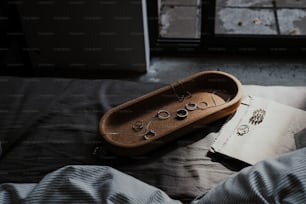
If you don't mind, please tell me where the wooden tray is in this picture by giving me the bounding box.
[99,71,242,156]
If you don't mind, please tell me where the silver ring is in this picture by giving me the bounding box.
[157,110,171,120]
[176,108,188,119]
[185,102,198,111]
[132,120,144,131]
[144,129,157,140]
[198,101,208,109]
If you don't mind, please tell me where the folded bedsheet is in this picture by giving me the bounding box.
[0,76,305,202]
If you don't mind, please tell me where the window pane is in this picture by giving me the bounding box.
[215,0,306,36]
[158,0,201,39]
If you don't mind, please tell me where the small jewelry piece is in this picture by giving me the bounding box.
[178,92,192,102]
[185,91,192,99]
[237,124,249,136]
[144,129,157,140]
[157,110,171,120]
[170,83,192,102]
[198,101,208,109]
[249,109,266,125]
[185,102,198,111]
[176,108,188,119]
[132,120,144,131]
[178,95,185,102]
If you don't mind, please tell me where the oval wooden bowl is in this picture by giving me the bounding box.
[99,71,243,156]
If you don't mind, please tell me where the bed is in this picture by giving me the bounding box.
[0,76,306,203]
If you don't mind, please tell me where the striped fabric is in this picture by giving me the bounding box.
[192,147,306,204]
[0,165,181,204]
[1,148,305,203]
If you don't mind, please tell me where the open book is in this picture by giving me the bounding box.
[210,96,306,165]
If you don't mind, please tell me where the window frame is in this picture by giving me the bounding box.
[147,0,306,55]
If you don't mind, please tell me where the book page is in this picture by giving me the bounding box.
[210,96,306,165]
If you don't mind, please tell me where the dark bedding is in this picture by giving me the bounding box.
[0,77,233,201]
[1,76,306,202]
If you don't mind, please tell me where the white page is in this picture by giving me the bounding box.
[211,96,306,165]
